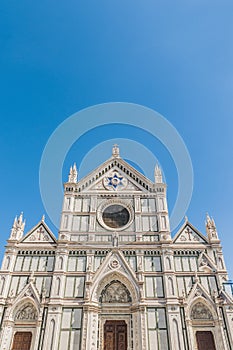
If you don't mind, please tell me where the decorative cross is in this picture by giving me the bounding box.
[112,144,120,157]
[37,226,44,240]
[185,228,193,241]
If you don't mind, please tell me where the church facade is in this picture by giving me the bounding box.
[0,145,233,350]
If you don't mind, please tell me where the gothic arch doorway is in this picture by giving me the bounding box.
[11,332,32,350]
[196,331,216,350]
[98,280,133,350]
[190,301,217,350]
[10,301,38,350]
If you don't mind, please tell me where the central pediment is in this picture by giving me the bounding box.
[68,157,157,194]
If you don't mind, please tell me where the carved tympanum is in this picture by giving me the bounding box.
[100,280,131,303]
[191,302,213,320]
[15,303,37,321]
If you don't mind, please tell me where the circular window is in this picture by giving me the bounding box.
[102,205,130,228]
[97,200,133,231]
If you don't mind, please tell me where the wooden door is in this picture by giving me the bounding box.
[104,321,127,350]
[12,332,32,350]
[196,331,216,350]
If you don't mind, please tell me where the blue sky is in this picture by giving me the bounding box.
[0,1,233,276]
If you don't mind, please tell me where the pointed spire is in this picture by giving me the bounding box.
[13,215,17,227]
[10,212,26,240]
[42,214,45,222]
[73,162,77,174]
[205,213,219,241]
[212,217,216,227]
[18,212,24,226]
[206,213,211,227]
[154,164,163,183]
[68,163,78,183]
[112,144,120,158]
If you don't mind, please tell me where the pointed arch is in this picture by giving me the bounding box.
[56,277,61,296]
[0,276,5,295]
[10,285,41,323]
[172,319,181,349]
[5,256,10,270]
[168,277,174,295]
[92,270,140,304]
[58,256,63,270]
[190,301,213,320]
[219,257,224,270]
[166,256,172,270]
[99,280,132,303]
[48,319,55,350]
[13,301,38,322]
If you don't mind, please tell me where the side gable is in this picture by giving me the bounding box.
[21,219,57,244]
[198,252,217,273]
[186,281,216,306]
[173,221,208,244]
[218,289,233,304]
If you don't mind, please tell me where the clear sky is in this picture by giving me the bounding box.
[0,1,233,276]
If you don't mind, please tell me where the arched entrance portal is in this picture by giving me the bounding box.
[196,331,216,350]
[10,301,38,350]
[98,280,133,350]
[190,301,217,350]
[104,320,127,350]
[11,331,32,350]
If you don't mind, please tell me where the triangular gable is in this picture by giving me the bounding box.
[198,252,217,273]
[187,281,213,304]
[89,250,140,303]
[13,278,41,307]
[86,167,145,192]
[21,220,57,244]
[218,289,233,304]
[71,157,155,193]
[173,221,208,244]
[92,250,137,285]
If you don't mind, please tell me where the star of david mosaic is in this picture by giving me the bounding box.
[103,171,128,191]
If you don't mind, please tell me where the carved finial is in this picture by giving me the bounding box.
[73,162,77,173]
[212,289,218,300]
[41,288,47,303]
[185,215,188,222]
[68,163,78,183]
[10,212,26,241]
[205,213,219,241]
[41,214,45,222]
[18,212,23,224]
[194,272,199,283]
[206,213,211,226]
[112,144,120,158]
[154,164,163,183]
[29,271,35,284]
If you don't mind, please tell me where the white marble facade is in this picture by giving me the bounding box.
[0,146,233,350]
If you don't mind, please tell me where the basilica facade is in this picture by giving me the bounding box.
[0,145,233,350]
